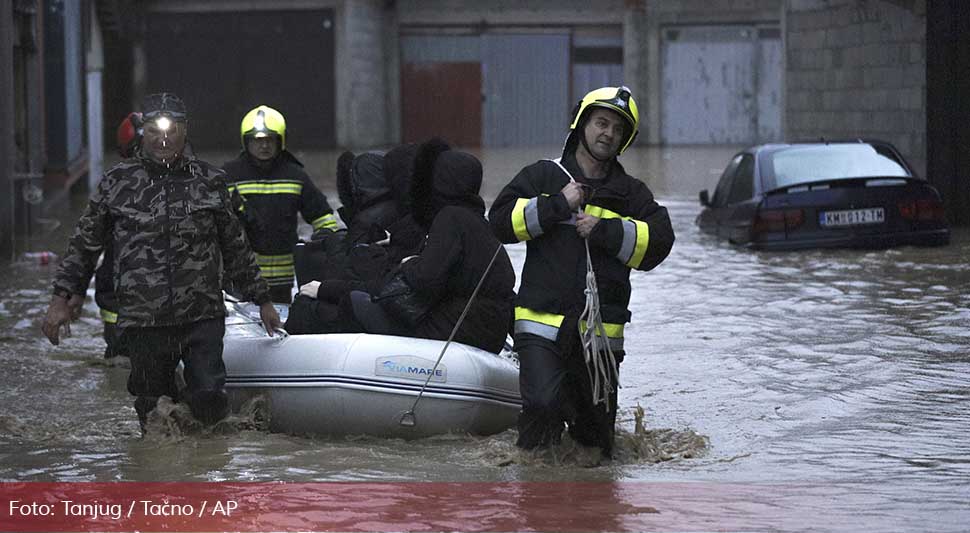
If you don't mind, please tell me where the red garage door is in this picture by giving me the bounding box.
[401,62,481,147]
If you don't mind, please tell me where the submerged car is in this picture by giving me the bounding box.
[696,140,950,250]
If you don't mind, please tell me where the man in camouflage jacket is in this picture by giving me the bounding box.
[42,93,281,432]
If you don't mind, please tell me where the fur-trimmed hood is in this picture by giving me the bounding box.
[384,143,418,216]
[410,138,485,229]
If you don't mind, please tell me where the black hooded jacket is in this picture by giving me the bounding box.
[396,141,516,353]
[336,151,398,247]
[381,143,425,263]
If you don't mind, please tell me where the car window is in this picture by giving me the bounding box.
[711,154,742,207]
[727,154,755,204]
[768,144,910,188]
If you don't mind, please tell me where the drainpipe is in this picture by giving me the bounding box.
[86,1,104,189]
[0,0,14,260]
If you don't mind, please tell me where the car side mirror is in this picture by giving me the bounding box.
[699,189,710,207]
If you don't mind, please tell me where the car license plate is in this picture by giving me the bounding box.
[819,207,885,227]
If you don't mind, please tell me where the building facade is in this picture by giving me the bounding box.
[1,0,967,258]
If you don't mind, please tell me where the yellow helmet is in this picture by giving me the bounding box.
[240,105,286,150]
[568,86,639,154]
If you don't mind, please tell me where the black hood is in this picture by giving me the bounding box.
[384,143,418,215]
[410,137,485,230]
[354,152,391,207]
[336,150,357,210]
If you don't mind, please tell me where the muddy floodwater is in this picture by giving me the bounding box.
[0,146,967,532]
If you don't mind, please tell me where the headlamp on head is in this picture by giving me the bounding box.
[143,109,186,131]
[140,93,188,125]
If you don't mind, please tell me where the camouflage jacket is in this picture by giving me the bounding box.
[53,152,270,328]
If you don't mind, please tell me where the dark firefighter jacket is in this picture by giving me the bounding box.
[488,152,674,352]
[53,152,270,328]
[222,151,338,286]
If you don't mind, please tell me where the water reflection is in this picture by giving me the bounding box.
[1,146,968,531]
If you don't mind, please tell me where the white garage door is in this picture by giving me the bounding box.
[661,26,781,145]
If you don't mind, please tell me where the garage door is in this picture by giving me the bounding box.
[401,62,482,146]
[482,33,570,147]
[661,25,781,145]
[145,10,336,149]
[401,33,570,148]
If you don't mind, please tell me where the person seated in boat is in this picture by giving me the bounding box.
[288,151,393,334]
[310,149,400,285]
[381,142,427,264]
[336,150,400,248]
[287,144,428,335]
[343,138,517,354]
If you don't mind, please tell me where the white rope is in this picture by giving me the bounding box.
[578,237,619,412]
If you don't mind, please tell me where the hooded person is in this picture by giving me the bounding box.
[381,142,426,264]
[347,138,516,354]
[336,150,399,248]
[295,150,392,288]
[286,151,400,335]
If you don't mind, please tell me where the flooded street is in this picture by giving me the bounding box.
[1,146,968,531]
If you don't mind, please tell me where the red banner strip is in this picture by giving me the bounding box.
[1,481,873,532]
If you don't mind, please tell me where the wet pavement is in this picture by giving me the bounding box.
[0,145,967,532]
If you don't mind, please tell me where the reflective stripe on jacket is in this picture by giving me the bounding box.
[513,306,625,351]
[222,151,338,255]
[255,252,296,286]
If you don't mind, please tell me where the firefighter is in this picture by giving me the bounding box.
[489,86,675,457]
[222,105,339,303]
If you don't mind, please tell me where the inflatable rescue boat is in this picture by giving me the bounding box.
[222,301,521,438]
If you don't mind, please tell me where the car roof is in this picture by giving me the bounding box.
[744,139,921,191]
[743,139,915,176]
[747,138,900,156]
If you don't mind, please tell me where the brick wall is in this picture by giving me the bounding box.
[785,0,926,175]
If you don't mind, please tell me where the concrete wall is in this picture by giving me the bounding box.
[784,0,926,175]
[396,0,625,26]
[337,0,392,148]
